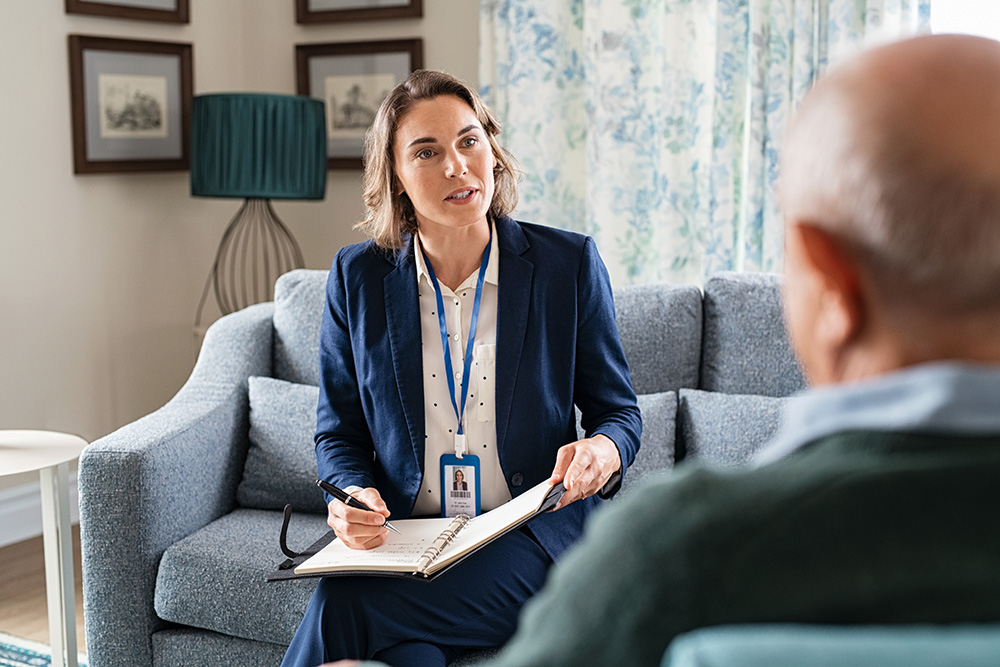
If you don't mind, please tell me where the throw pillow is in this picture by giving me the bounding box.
[576,391,677,498]
[237,376,327,514]
[677,389,788,467]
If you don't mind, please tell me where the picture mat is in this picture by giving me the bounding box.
[83,49,183,161]
[308,51,411,159]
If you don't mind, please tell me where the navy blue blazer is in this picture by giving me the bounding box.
[315,217,641,561]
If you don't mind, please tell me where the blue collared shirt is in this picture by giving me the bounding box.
[754,362,1000,467]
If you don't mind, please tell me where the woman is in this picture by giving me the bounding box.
[281,70,641,667]
[453,468,467,492]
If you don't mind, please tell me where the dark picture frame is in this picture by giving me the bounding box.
[69,35,193,174]
[296,39,423,170]
[296,0,422,24]
[65,0,190,23]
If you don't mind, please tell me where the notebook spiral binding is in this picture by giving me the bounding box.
[415,514,471,575]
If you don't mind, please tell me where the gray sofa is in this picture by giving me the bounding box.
[79,269,806,667]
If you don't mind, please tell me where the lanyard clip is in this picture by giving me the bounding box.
[454,432,467,459]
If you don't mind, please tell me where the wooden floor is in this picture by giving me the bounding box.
[0,525,87,652]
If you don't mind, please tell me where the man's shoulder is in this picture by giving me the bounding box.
[496,431,1000,667]
[794,429,1000,468]
[645,430,1000,537]
[608,431,1000,535]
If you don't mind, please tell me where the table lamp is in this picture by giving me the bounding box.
[191,93,326,323]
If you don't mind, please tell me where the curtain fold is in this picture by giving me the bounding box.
[480,0,930,286]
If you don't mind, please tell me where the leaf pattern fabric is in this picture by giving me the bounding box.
[480,0,930,285]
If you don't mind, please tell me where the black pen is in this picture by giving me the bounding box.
[316,479,400,534]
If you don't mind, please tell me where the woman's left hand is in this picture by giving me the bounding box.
[548,435,621,510]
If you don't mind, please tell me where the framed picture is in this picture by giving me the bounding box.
[69,35,193,174]
[296,0,422,24]
[65,0,189,23]
[296,39,423,169]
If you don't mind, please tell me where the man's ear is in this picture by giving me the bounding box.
[792,222,865,353]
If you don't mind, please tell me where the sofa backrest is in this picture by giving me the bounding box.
[273,270,326,386]
[615,283,702,394]
[699,272,806,397]
[271,269,705,395]
[259,268,804,504]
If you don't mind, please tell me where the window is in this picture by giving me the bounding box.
[932,0,1000,41]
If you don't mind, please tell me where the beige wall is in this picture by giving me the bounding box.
[0,1,479,490]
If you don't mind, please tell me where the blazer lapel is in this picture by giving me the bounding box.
[384,242,426,473]
[495,217,533,458]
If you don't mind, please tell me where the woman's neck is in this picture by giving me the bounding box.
[418,220,491,291]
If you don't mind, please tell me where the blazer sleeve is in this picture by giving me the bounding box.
[314,250,378,492]
[573,237,642,498]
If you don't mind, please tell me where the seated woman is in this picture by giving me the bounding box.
[281,69,642,667]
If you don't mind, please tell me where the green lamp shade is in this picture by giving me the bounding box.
[191,93,326,200]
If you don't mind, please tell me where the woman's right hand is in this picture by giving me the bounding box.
[326,487,391,550]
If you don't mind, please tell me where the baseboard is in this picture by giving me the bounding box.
[0,474,79,549]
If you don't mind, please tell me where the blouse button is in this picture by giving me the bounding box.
[511,472,524,487]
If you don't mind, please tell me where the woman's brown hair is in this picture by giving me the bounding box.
[357,69,519,250]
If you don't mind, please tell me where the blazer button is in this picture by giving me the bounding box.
[511,472,524,487]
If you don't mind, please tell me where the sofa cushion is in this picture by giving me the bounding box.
[677,389,787,467]
[699,272,806,397]
[152,629,289,667]
[661,624,1000,667]
[577,391,677,497]
[624,391,677,495]
[237,376,326,514]
[614,284,702,394]
[154,509,324,645]
[273,269,326,386]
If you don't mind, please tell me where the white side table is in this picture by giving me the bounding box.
[0,430,87,667]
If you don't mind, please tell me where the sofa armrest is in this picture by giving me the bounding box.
[661,624,1000,667]
[79,303,274,667]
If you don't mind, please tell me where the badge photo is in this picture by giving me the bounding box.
[440,453,481,518]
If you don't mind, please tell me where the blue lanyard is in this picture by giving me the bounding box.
[420,225,492,456]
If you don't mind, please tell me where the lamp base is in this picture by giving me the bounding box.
[196,198,305,323]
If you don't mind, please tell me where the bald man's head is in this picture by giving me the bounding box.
[782,34,1000,316]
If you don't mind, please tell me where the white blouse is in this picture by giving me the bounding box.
[411,232,511,516]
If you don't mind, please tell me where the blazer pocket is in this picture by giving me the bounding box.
[475,343,496,422]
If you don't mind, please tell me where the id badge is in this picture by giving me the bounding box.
[440,453,481,518]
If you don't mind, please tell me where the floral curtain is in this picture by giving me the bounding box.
[480,0,931,286]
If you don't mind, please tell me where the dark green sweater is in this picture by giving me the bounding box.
[493,432,1000,667]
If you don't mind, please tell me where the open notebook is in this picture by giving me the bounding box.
[269,480,564,581]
